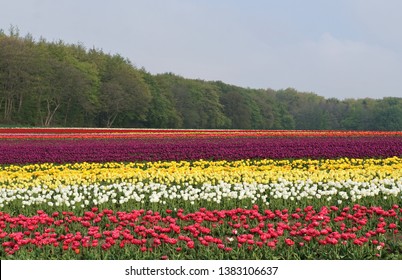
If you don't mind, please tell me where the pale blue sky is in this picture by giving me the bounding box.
[1,0,402,99]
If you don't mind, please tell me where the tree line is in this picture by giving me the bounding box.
[1,28,401,130]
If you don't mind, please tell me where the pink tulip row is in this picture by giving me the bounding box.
[1,204,400,257]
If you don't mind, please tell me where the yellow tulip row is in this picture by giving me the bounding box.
[1,157,401,190]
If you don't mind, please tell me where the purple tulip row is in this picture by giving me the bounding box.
[0,136,400,164]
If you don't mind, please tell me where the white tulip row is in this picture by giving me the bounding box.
[1,178,401,209]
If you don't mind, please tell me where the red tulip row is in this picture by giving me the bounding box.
[1,128,401,139]
[1,204,400,257]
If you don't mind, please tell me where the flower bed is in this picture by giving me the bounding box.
[0,129,401,259]
[0,136,401,164]
[0,205,400,259]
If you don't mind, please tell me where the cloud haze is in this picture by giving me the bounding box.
[1,0,401,99]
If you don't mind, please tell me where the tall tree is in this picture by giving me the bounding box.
[97,55,151,127]
[372,98,402,130]
[0,29,36,123]
[0,30,401,130]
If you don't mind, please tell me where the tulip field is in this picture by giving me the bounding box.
[0,128,401,260]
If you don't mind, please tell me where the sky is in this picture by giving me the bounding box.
[1,0,402,99]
